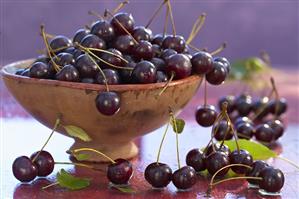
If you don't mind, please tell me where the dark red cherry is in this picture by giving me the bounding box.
[255,124,275,143]
[107,158,133,185]
[30,151,54,177]
[191,51,213,74]
[252,97,270,120]
[95,69,120,85]
[134,40,154,60]
[166,54,192,80]
[75,54,99,78]
[49,35,72,53]
[235,95,253,116]
[186,148,206,172]
[229,149,253,174]
[113,35,135,54]
[63,47,84,59]
[218,95,236,113]
[259,167,284,193]
[156,71,168,83]
[234,116,253,127]
[95,91,120,115]
[162,35,186,53]
[12,156,38,182]
[29,62,51,79]
[160,48,177,61]
[55,64,80,82]
[133,26,153,42]
[246,160,269,185]
[172,166,197,190]
[236,122,254,140]
[150,57,166,71]
[205,143,231,156]
[195,105,218,127]
[73,28,90,43]
[119,61,136,83]
[80,34,106,50]
[206,61,227,85]
[52,52,75,67]
[34,55,50,64]
[214,57,231,73]
[99,48,124,68]
[152,34,165,46]
[266,119,284,140]
[205,151,230,177]
[144,162,172,188]
[131,61,156,84]
[111,12,135,35]
[90,20,115,42]
[214,120,233,141]
[152,44,161,57]
[268,98,288,116]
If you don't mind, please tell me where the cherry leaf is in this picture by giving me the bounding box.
[223,139,277,160]
[171,118,185,134]
[63,125,91,142]
[56,169,90,190]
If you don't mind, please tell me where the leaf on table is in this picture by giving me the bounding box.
[223,139,277,160]
[111,185,136,193]
[56,169,90,190]
[63,125,92,142]
[170,118,185,134]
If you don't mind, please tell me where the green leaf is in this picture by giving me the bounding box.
[56,169,90,190]
[111,185,136,193]
[223,139,277,160]
[63,125,91,142]
[171,118,185,134]
[73,153,90,161]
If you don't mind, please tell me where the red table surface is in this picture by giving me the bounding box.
[1,69,299,199]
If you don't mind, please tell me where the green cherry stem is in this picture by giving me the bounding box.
[112,0,129,16]
[145,0,168,28]
[186,13,206,45]
[156,117,171,164]
[204,76,207,106]
[170,109,181,169]
[209,176,262,189]
[157,72,175,97]
[270,77,280,118]
[163,4,170,37]
[73,148,116,164]
[42,182,60,190]
[276,156,299,170]
[166,0,176,36]
[210,42,227,56]
[85,47,129,64]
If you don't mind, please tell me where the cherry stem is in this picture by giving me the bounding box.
[42,182,59,190]
[270,77,280,118]
[156,117,171,164]
[210,42,227,56]
[166,0,176,36]
[169,109,181,169]
[88,10,104,20]
[163,4,170,37]
[186,13,207,44]
[276,156,299,170]
[86,47,129,64]
[105,9,139,45]
[157,72,174,97]
[39,32,55,39]
[32,115,61,163]
[188,43,207,52]
[145,0,168,28]
[73,148,116,164]
[204,76,207,106]
[252,87,274,121]
[112,0,129,16]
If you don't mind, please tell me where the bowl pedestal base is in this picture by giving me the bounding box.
[69,140,139,162]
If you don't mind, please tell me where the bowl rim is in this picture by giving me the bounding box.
[1,59,202,91]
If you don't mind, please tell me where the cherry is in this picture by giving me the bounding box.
[152,44,161,57]
[12,156,38,182]
[73,28,90,43]
[99,48,124,68]
[259,167,284,193]
[113,35,135,54]
[131,61,157,84]
[236,122,254,140]
[81,78,95,84]
[156,71,168,83]
[95,91,120,115]
[206,61,227,85]
[213,57,231,73]
[160,48,177,61]
[21,68,30,77]
[144,162,172,188]
[166,54,192,79]
[63,47,84,59]
[255,124,274,143]
[186,148,206,172]
[75,54,99,78]
[266,119,284,140]
[205,151,230,177]
[80,34,106,50]
[246,160,269,185]
[191,51,213,74]
[95,69,120,85]
[55,64,80,82]
[235,94,253,116]
[111,12,135,35]
[134,40,154,60]
[162,35,186,53]
[52,52,75,66]
[205,143,231,156]
[49,35,72,53]
[172,166,197,190]
[133,26,153,42]
[30,151,54,177]
[150,57,166,71]
[107,158,133,185]
[119,61,136,83]
[29,62,51,79]
[252,97,270,119]
[195,105,218,127]
[152,34,165,46]
[90,20,115,42]
[214,120,233,141]
[218,95,236,114]
[268,98,288,116]
[234,116,253,127]
[229,149,253,174]
[35,55,50,64]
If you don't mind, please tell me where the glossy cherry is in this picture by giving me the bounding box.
[80,34,106,50]
[152,44,161,57]
[206,61,227,85]
[111,12,135,35]
[99,48,124,68]
[195,105,218,127]
[229,149,253,174]
[266,119,284,140]
[55,64,80,82]
[235,95,253,116]
[214,120,233,141]
[90,20,115,42]
[52,52,75,66]
[252,96,270,120]
[205,143,231,156]
[119,61,136,83]
[95,91,120,116]
[255,124,274,143]
[162,35,186,53]
[186,148,206,172]
[49,35,72,53]
[191,51,213,74]
[218,95,236,114]
[133,26,153,42]
[152,34,165,46]
[205,151,230,177]
[246,160,269,185]
[131,61,157,84]
[234,116,253,127]
[30,151,54,177]
[156,71,168,83]
[29,62,51,79]
[236,122,254,140]
[107,158,133,185]
[144,162,172,188]
[213,57,231,73]
[134,40,154,60]
[259,167,284,193]
[268,98,288,116]
[113,35,135,54]
[12,156,38,182]
[160,48,177,61]
[150,57,166,71]
[95,69,120,85]
[75,54,99,78]
[165,54,192,79]
[73,28,90,43]
[172,166,197,190]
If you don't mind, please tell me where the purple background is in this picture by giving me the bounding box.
[1,0,298,67]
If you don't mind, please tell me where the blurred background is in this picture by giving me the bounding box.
[0,0,298,67]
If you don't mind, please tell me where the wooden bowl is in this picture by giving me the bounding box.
[1,59,202,162]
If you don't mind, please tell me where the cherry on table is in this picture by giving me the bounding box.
[55,64,80,82]
[204,151,230,177]
[12,156,38,182]
[255,124,274,143]
[229,149,253,174]
[214,120,233,141]
[186,148,206,172]
[30,151,54,177]
[206,61,227,85]
[162,35,186,53]
[236,122,254,140]
[95,69,120,85]
[80,34,106,50]
[113,35,135,54]
[134,40,154,60]
[49,35,72,53]
[268,98,288,116]
[195,105,218,127]
[75,54,99,78]
[95,91,120,116]
[259,167,284,193]
[133,26,153,42]
[235,94,253,116]
[107,158,133,185]
[111,12,135,35]
[131,61,157,84]
[252,96,270,119]
[165,54,192,80]
[172,166,197,190]
[144,162,172,188]
[73,28,90,44]
[90,20,115,42]
[266,119,284,140]
[246,160,269,185]
[191,51,213,75]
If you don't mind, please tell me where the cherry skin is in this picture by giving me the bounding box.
[95,69,120,85]
[195,105,218,127]
[113,35,135,54]
[186,148,206,172]
[152,44,161,57]
[55,64,80,82]
[162,35,186,53]
[156,71,168,83]
[107,158,133,185]
[30,151,54,177]
[131,61,157,84]
[268,98,288,116]
[191,51,213,74]
[52,52,75,67]
[252,97,270,120]
[259,167,284,193]
[235,95,253,116]
[214,120,233,141]
[150,57,166,71]
[234,116,253,127]
[214,57,231,73]
[160,49,177,61]
[95,91,120,116]
[218,95,236,114]
[119,61,136,83]
[266,119,284,140]
[21,68,30,77]
[172,166,197,190]
[236,122,254,140]
[111,12,135,35]
[73,28,90,43]
[205,143,231,156]
[206,61,227,85]
[205,151,230,177]
[29,62,51,79]
[80,34,106,50]
[75,54,99,78]
[35,55,50,64]
[63,47,84,59]
[229,149,253,174]
[133,26,153,42]
[144,162,172,188]
[246,160,269,185]
[49,35,72,53]
[166,54,192,80]
[99,48,124,68]
[134,40,154,60]
[90,20,115,42]
[255,124,274,143]
[12,156,38,182]
[152,34,165,46]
